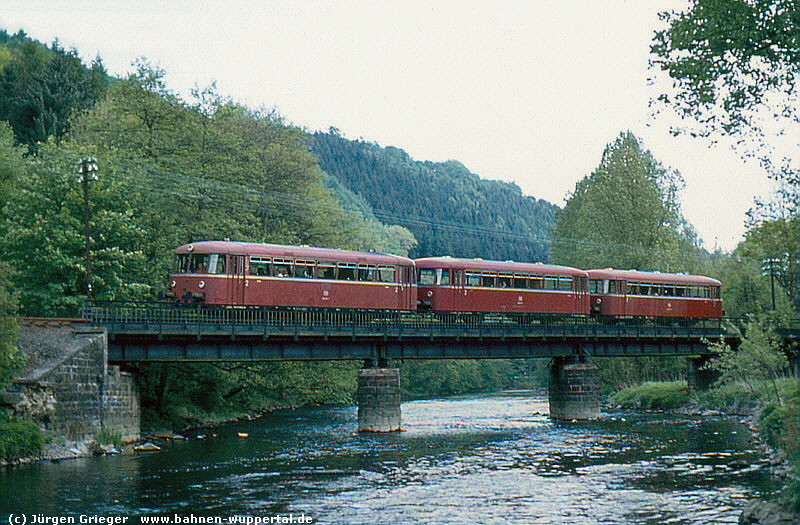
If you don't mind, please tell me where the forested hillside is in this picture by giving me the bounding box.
[312,130,557,261]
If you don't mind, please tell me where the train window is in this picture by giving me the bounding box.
[295,260,315,278]
[588,279,602,294]
[173,254,189,274]
[418,268,449,286]
[358,264,377,282]
[378,266,396,283]
[316,261,335,280]
[337,262,356,280]
[574,276,588,292]
[418,268,436,285]
[544,277,559,290]
[250,257,271,276]
[608,280,617,293]
[466,271,481,286]
[674,286,686,297]
[498,273,512,288]
[529,277,543,289]
[481,272,497,287]
[184,253,225,274]
[557,277,572,291]
[513,274,528,289]
[273,258,293,277]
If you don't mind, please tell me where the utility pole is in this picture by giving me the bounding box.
[77,157,99,300]
[762,257,780,311]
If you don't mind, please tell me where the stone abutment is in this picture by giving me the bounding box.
[3,321,140,443]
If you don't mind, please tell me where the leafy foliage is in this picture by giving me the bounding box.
[651,0,799,273]
[704,316,792,404]
[550,131,700,271]
[0,419,42,460]
[399,359,523,398]
[739,216,799,310]
[651,0,800,139]
[0,124,24,392]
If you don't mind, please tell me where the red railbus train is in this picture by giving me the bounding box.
[415,257,589,315]
[165,241,723,320]
[586,269,723,318]
[167,241,416,310]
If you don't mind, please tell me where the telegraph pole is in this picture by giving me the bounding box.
[77,157,99,300]
[762,257,780,311]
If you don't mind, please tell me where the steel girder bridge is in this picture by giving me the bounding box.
[78,305,748,364]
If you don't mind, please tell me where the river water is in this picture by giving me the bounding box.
[0,391,778,524]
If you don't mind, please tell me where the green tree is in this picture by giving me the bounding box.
[651,0,799,141]
[0,123,23,408]
[651,0,799,250]
[705,316,791,405]
[0,264,22,394]
[739,215,799,311]
[0,145,151,315]
[0,34,107,150]
[550,131,698,271]
[550,132,704,389]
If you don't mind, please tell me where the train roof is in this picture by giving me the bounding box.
[586,268,721,286]
[175,241,414,266]
[414,256,588,276]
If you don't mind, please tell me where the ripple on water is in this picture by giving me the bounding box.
[0,391,776,523]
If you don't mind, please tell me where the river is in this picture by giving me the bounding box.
[0,391,778,524]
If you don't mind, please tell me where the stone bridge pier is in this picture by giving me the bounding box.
[357,361,401,432]
[548,355,601,420]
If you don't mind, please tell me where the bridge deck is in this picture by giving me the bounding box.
[79,305,742,362]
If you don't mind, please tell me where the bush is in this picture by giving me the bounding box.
[695,382,759,412]
[759,379,799,512]
[0,419,43,461]
[612,381,690,409]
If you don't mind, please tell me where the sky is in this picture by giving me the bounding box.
[2,0,776,252]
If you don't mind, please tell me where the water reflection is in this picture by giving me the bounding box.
[0,391,776,524]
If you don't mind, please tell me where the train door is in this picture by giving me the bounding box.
[228,255,247,305]
[401,265,415,309]
[452,269,465,311]
[574,276,588,314]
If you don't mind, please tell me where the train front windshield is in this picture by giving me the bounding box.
[418,268,450,286]
[174,253,226,275]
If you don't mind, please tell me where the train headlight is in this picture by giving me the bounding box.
[198,280,206,289]
[595,298,602,304]
[170,280,176,289]
[426,290,433,297]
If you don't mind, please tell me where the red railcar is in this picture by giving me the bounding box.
[167,241,416,310]
[586,269,723,318]
[415,257,590,314]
